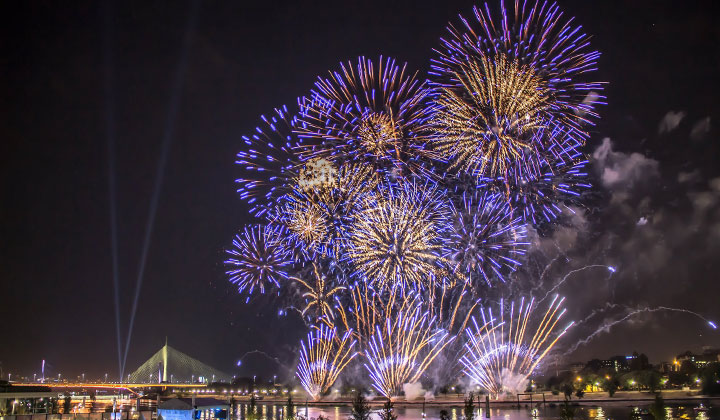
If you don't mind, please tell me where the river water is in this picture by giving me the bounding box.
[234,402,719,420]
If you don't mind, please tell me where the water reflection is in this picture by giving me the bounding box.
[231,402,718,420]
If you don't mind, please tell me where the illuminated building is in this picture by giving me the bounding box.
[674,348,720,370]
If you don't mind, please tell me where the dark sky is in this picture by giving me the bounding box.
[1,0,718,382]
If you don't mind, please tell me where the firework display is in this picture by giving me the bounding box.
[296,325,357,400]
[347,181,448,291]
[364,302,454,398]
[460,296,574,397]
[431,1,603,142]
[296,56,437,176]
[293,262,345,325]
[445,191,528,285]
[234,106,303,217]
[273,160,381,258]
[476,126,593,224]
[432,54,554,179]
[225,225,291,300]
[227,0,605,399]
[430,0,603,223]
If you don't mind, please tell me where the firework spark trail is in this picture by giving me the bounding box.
[419,278,489,385]
[426,278,479,333]
[570,302,625,327]
[460,295,573,397]
[332,282,415,349]
[478,128,594,225]
[296,325,357,401]
[536,255,563,287]
[275,197,329,256]
[565,306,718,355]
[293,262,345,325]
[537,264,616,304]
[237,350,293,372]
[364,302,454,398]
[429,0,602,224]
[431,55,555,179]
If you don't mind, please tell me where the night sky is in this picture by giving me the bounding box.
[1,0,719,382]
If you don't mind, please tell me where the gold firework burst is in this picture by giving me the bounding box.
[355,111,403,159]
[296,56,437,175]
[434,54,552,178]
[278,199,328,252]
[347,183,447,290]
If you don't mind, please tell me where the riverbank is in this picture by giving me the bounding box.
[247,390,720,407]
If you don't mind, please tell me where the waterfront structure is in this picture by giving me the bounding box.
[0,384,57,415]
[157,398,229,420]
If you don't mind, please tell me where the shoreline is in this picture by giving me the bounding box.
[246,391,720,407]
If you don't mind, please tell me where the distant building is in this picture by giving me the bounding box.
[580,355,638,373]
[674,348,720,370]
[658,361,674,374]
[568,363,585,374]
[600,356,630,372]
